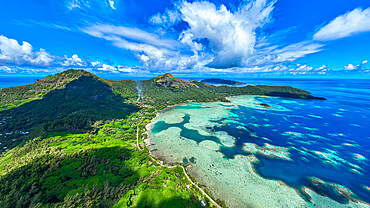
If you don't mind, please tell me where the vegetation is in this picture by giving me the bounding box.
[201,78,245,85]
[0,69,95,111]
[0,112,203,207]
[0,69,323,207]
[0,75,138,151]
[140,73,325,109]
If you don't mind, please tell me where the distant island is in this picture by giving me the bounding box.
[201,78,246,85]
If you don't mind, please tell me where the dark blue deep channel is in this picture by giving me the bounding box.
[151,79,370,204]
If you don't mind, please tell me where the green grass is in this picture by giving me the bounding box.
[0,108,205,208]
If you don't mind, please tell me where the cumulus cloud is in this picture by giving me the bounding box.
[177,0,276,68]
[0,35,54,66]
[58,54,138,73]
[344,60,368,71]
[147,0,320,71]
[71,0,328,73]
[61,54,85,67]
[231,63,331,75]
[285,64,331,75]
[344,63,356,70]
[0,66,15,73]
[83,1,291,72]
[314,7,370,41]
[82,23,211,72]
[98,63,117,72]
[0,35,143,74]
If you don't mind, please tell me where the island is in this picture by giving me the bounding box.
[201,78,246,85]
[0,69,325,208]
[258,103,271,107]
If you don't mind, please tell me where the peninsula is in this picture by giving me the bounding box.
[201,78,246,85]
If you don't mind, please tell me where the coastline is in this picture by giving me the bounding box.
[144,95,370,208]
[144,108,223,208]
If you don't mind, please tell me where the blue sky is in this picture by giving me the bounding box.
[0,0,370,77]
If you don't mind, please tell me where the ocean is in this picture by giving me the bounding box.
[0,76,43,89]
[147,78,370,207]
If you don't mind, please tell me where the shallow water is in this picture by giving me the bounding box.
[148,79,370,208]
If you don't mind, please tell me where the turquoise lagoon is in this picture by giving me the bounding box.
[147,95,370,208]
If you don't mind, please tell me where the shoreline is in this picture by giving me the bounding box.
[144,96,370,208]
[144,113,222,208]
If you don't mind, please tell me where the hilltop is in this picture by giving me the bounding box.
[0,69,95,110]
[150,73,198,88]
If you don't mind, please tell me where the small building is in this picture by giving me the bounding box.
[186,184,191,189]
[200,200,207,207]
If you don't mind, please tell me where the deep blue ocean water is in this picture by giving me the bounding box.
[214,95,369,203]
[0,76,43,89]
[215,79,370,204]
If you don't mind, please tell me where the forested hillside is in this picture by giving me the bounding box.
[0,74,138,151]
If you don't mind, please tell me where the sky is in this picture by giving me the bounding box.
[0,0,370,77]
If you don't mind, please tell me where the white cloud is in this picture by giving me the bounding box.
[82,23,209,72]
[83,24,178,50]
[271,42,323,63]
[67,0,81,10]
[61,54,85,67]
[77,0,367,74]
[83,1,283,72]
[0,35,142,74]
[145,0,322,72]
[66,0,119,12]
[177,0,276,68]
[0,35,54,66]
[314,7,370,41]
[242,41,323,68]
[59,55,125,73]
[108,0,116,10]
[344,63,356,70]
[99,63,118,72]
[150,7,181,27]
[343,60,368,71]
[0,66,15,73]
[117,66,134,73]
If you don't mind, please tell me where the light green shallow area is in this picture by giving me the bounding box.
[146,96,369,208]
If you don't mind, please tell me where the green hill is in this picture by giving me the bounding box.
[0,74,139,151]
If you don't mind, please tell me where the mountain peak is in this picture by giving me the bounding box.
[154,73,176,79]
[36,69,95,85]
[151,73,198,88]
